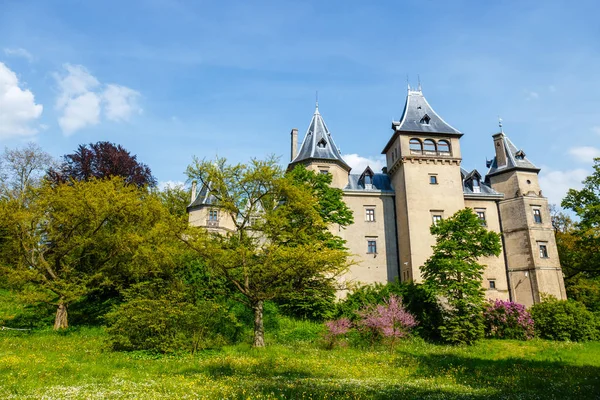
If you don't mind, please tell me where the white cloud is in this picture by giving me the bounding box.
[342,154,386,173]
[102,84,142,121]
[525,91,539,101]
[539,167,589,206]
[158,180,186,191]
[568,146,600,162]
[3,47,34,62]
[54,64,141,135]
[0,62,43,138]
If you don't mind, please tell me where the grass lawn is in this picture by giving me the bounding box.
[0,326,599,399]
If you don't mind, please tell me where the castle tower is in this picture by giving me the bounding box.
[187,180,236,232]
[486,132,567,306]
[382,88,465,282]
[288,103,351,188]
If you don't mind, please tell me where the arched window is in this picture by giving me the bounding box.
[409,138,422,154]
[437,140,450,154]
[423,139,436,153]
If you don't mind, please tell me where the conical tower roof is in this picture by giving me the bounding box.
[486,132,539,177]
[383,87,462,154]
[289,104,350,171]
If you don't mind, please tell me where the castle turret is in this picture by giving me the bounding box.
[383,88,465,282]
[486,132,566,306]
[287,103,350,188]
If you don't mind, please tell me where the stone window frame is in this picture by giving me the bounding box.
[365,207,376,222]
[538,242,549,258]
[367,239,377,254]
[532,207,542,224]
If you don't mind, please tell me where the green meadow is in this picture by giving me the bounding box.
[1,325,599,399]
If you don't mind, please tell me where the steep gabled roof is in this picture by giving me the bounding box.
[383,88,463,153]
[486,132,540,177]
[290,104,351,171]
[187,183,216,210]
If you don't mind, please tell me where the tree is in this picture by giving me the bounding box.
[422,208,502,345]
[183,157,351,347]
[49,141,156,187]
[0,177,178,329]
[0,142,56,201]
[561,158,600,279]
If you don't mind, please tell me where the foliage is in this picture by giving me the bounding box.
[274,277,337,321]
[530,297,599,342]
[323,318,352,349]
[0,142,56,201]
[422,208,502,345]
[335,281,443,341]
[356,295,417,350]
[183,157,351,347]
[106,280,241,353]
[0,177,182,329]
[48,141,156,187]
[3,327,600,399]
[483,300,534,340]
[561,158,600,280]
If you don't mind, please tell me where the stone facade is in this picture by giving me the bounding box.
[188,88,567,307]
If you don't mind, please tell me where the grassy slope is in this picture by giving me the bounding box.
[1,327,599,400]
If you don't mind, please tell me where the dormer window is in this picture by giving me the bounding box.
[515,150,526,160]
[359,166,375,190]
[420,114,431,125]
[472,179,481,193]
[317,138,327,148]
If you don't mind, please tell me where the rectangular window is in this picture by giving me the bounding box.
[476,210,486,225]
[432,214,442,225]
[367,240,377,254]
[533,208,542,224]
[539,244,549,258]
[319,170,329,175]
[489,280,496,289]
[365,208,375,222]
[429,175,438,185]
[208,210,218,221]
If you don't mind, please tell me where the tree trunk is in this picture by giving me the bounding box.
[252,300,265,348]
[54,302,68,330]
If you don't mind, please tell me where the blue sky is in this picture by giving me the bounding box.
[1,0,599,205]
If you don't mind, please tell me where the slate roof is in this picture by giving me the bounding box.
[486,133,540,177]
[383,88,462,153]
[461,168,503,198]
[187,183,215,210]
[290,104,351,171]
[345,172,393,192]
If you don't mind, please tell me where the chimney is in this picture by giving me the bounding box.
[492,133,507,168]
[290,128,298,161]
[191,181,197,203]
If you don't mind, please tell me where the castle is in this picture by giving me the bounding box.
[188,87,567,307]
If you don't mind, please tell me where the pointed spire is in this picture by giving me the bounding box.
[417,74,422,91]
[315,90,319,112]
[289,101,350,171]
[390,89,462,135]
[498,116,504,133]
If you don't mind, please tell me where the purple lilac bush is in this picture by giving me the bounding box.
[324,317,352,349]
[357,295,418,348]
[483,299,534,340]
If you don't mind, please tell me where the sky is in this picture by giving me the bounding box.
[1,0,599,206]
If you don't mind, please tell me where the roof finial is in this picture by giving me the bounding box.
[406,74,411,91]
[498,115,503,133]
[315,90,319,110]
[417,74,422,91]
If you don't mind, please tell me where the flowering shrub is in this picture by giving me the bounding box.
[323,318,352,349]
[357,295,418,349]
[483,300,534,340]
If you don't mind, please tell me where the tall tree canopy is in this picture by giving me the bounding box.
[422,208,502,345]
[0,143,56,201]
[561,158,600,279]
[49,141,156,187]
[183,158,352,347]
[0,177,179,329]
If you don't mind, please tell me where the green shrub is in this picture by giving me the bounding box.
[335,281,442,341]
[106,281,242,353]
[274,279,336,321]
[530,298,599,341]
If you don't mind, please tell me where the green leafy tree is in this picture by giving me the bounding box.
[183,157,351,347]
[562,158,600,280]
[0,177,180,329]
[422,208,502,345]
